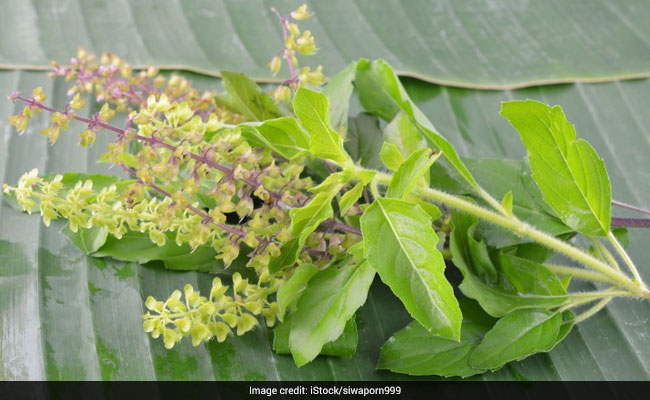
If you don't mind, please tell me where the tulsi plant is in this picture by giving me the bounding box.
[4,4,650,377]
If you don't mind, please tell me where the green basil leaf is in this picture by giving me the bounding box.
[344,113,384,170]
[289,261,375,366]
[509,242,554,264]
[277,263,320,321]
[293,87,350,165]
[501,100,612,236]
[387,149,439,200]
[556,310,576,345]
[499,253,567,296]
[385,112,427,159]
[450,211,567,317]
[289,187,339,238]
[379,142,405,171]
[269,238,302,274]
[220,71,280,121]
[454,276,566,319]
[414,200,442,220]
[270,185,340,273]
[322,61,356,132]
[378,300,495,378]
[361,197,461,340]
[355,59,478,190]
[240,117,309,159]
[274,314,358,358]
[308,171,344,194]
[466,224,499,283]
[469,309,563,371]
[93,231,221,273]
[62,225,109,254]
[339,182,365,216]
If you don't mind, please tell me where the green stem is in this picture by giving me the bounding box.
[543,263,617,285]
[375,172,646,297]
[418,185,640,293]
[369,177,380,201]
[478,187,509,216]
[557,297,598,312]
[589,237,620,271]
[574,298,612,323]
[607,231,644,285]
[567,289,632,299]
[558,287,623,312]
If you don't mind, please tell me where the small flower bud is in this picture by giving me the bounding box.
[32,86,47,102]
[69,93,86,110]
[99,103,115,121]
[296,31,317,55]
[290,4,313,20]
[79,129,96,147]
[209,321,231,342]
[232,272,247,293]
[285,35,297,51]
[235,196,254,219]
[175,317,191,333]
[163,328,179,349]
[236,313,259,336]
[272,86,292,104]
[267,56,282,76]
[143,319,156,333]
[287,22,300,36]
[8,113,28,133]
[190,323,210,347]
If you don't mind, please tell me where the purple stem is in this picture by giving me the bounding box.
[321,219,362,236]
[612,200,650,218]
[611,217,650,228]
[270,7,296,82]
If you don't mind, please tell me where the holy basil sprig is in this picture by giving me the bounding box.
[4,3,649,378]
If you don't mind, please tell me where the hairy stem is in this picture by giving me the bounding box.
[543,263,618,285]
[607,231,644,285]
[589,237,621,271]
[420,185,644,295]
[374,172,647,297]
[477,187,509,216]
[568,289,633,299]
[557,287,622,312]
[574,298,612,323]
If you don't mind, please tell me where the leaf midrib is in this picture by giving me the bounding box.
[376,200,451,330]
[529,111,607,233]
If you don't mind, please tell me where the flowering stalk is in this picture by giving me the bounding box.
[4,20,361,347]
[268,5,324,103]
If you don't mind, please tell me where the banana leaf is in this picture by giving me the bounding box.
[1,1,650,88]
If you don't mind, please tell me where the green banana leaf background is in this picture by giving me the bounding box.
[1,0,650,381]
